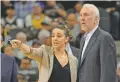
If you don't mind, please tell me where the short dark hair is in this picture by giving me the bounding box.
[6,5,14,10]
[23,57,32,62]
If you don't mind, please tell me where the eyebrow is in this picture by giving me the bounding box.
[52,32,62,35]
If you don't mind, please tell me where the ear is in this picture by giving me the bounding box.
[96,16,99,22]
[94,17,98,24]
[65,37,70,43]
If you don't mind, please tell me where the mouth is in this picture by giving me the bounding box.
[81,23,86,25]
[53,42,59,45]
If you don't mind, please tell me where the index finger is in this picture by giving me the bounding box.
[10,39,18,44]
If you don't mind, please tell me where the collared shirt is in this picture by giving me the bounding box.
[81,25,98,60]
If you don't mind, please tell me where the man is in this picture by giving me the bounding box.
[67,13,80,42]
[38,29,51,46]
[1,6,24,31]
[77,4,117,82]
[18,57,38,82]
[25,2,50,30]
[0,36,18,82]
[44,1,67,19]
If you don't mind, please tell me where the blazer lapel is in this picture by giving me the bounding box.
[68,54,76,82]
[79,37,85,61]
[48,47,54,80]
[81,37,97,64]
[80,27,100,65]
[77,36,84,68]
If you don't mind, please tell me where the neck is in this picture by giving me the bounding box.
[54,47,65,56]
[86,24,97,33]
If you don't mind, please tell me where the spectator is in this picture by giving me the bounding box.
[105,2,120,40]
[1,1,13,18]
[25,2,50,30]
[16,32,27,43]
[44,1,67,19]
[32,40,40,48]
[16,32,33,46]
[67,2,83,20]
[66,13,80,42]
[14,32,32,60]
[38,29,51,46]
[17,73,27,82]
[18,57,38,82]
[41,17,53,31]
[74,2,83,20]
[31,40,40,69]
[14,1,34,19]
[1,6,24,33]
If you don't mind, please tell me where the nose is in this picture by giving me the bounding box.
[80,15,85,22]
[52,36,58,41]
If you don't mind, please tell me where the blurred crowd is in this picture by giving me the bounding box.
[1,1,120,82]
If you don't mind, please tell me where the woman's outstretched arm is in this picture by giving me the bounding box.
[10,39,44,61]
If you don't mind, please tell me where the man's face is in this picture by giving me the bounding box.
[6,9,15,17]
[80,7,96,33]
[47,1,56,7]
[75,3,82,12]
[16,36,25,43]
[67,14,77,28]
[4,45,13,56]
[33,6,41,14]
[20,59,31,69]
[39,37,50,45]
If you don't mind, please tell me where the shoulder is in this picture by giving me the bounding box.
[1,53,15,63]
[1,53,14,60]
[99,28,114,41]
[71,46,80,52]
[98,28,115,46]
[70,46,80,58]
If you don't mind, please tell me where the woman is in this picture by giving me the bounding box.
[10,24,78,82]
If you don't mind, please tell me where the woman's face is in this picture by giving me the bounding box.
[51,28,68,49]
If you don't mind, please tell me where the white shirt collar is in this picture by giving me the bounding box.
[84,25,98,40]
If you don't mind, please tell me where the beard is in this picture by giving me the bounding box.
[81,24,89,33]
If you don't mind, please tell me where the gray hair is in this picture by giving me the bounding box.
[82,4,100,21]
[16,32,27,40]
[38,30,50,39]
